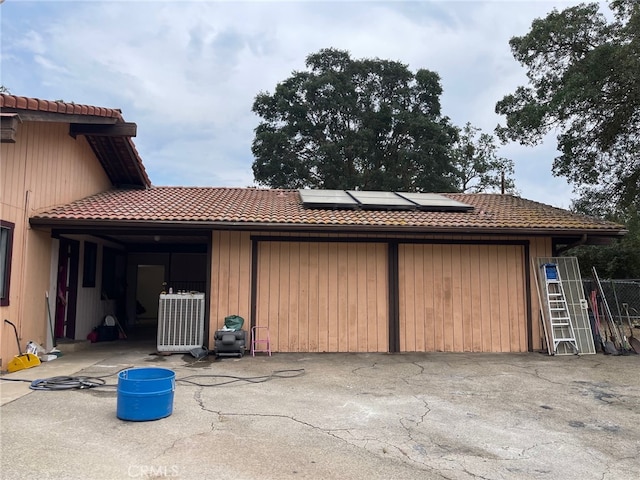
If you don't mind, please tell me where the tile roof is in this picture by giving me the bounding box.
[0,94,124,119]
[31,187,626,235]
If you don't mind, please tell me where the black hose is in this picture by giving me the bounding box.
[177,368,306,387]
[29,376,107,390]
[1,368,305,391]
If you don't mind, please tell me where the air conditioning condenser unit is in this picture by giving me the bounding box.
[157,292,205,352]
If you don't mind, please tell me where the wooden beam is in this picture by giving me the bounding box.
[69,122,137,138]
[0,114,20,143]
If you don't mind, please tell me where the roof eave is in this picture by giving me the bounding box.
[28,217,628,239]
[1,96,151,188]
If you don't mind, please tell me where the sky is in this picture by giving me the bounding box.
[0,0,595,209]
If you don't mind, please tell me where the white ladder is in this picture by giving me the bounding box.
[542,264,579,354]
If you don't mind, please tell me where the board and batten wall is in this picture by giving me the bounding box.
[256,240,389,352]
[209,231,253,344]
[529,236,553,350]
[209,230,552,353]
[399,243,526,352]
[0,121,112,366]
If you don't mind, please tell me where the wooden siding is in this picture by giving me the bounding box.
[1,122,111,213]
[255,241,388,352]
[207,231,552,355]
[399,244,528,352]
[209,231,253,346]
[0,121,113,366]
[528,236,553,350]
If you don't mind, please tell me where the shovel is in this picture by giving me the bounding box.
[4,320,41,373]
[603,329,620,356]
[623,304,640,354]
[598,298,619,355]
[591,291,617,354]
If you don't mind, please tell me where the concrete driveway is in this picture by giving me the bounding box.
[1,343,639,479]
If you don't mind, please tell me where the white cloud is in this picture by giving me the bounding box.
[16,30,47,56]
[33,55,70,76]
[0,0,588,207]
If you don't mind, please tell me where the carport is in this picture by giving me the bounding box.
[32,221,211,345]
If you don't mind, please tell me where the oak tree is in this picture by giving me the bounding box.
[450,123,516,194]
[496,0,640,211]
[251,48,458,192]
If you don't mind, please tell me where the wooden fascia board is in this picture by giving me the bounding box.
[28,217,628,239]
[69,122,137,138]
[0,113,21,143]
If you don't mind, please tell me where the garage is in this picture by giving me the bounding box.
[254,240,389,352]
[253,238,528,354]
[398,242,528,352]
[29,187,625,356]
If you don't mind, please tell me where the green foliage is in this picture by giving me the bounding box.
[568,195,640,278]
[251,48,458,192]
[496,0,640,211]
[0,85,11,94]
[450,122,516,194]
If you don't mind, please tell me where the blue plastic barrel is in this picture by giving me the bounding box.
[117,367,175,421]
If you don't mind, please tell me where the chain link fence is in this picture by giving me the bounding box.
[583,279,640,327]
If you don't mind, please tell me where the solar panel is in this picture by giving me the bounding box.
[298,189,474,212]
[396,192,473,211]
[347,191,416,209]
[298,189,358,208]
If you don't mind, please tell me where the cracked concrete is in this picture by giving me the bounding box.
[1,344,639,479]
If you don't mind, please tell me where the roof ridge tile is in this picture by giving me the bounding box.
[0,94,124,119]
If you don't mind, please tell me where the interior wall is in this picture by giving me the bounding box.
[126,253,170,326]
[170,253,207,291]
[136,265,165,320]
[125,252,207,326]
[71,236,122,340]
